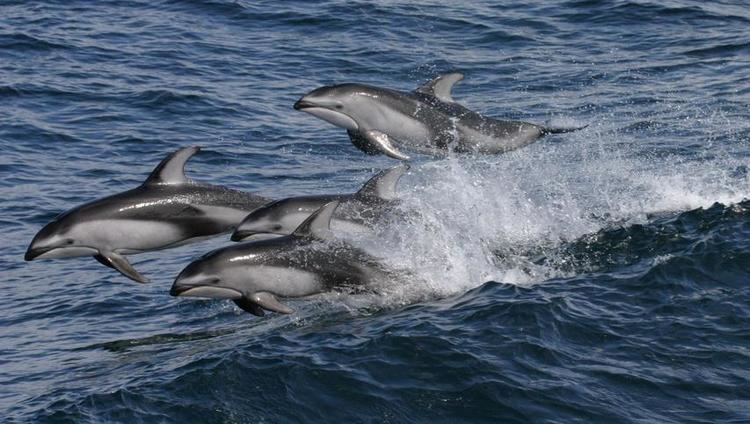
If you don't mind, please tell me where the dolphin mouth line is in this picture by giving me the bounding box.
[25,244,100,261]
[170,278,239,298]
[170,286,243,300]
[293,100,316,110]
[25,245,95,261]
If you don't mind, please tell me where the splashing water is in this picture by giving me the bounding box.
[351,110,750,305]
[5,1,750,421]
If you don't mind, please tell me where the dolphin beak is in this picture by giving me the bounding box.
[293,99,315,110]
[230,229,254,242]
[169,284,190,296]
[24,246,50,261]
[169,284,189,296]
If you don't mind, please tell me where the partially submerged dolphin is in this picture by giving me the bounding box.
[171,201,394,316]
[231,164,409,241]
[294,72,586,160]
[25,146,270,283]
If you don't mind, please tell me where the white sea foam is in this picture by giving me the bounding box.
[344,119,750,304]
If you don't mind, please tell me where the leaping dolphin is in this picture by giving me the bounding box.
[230,164,409,241]
[171,201,394,316]
[25,146,270,283]
[294,72,586,160]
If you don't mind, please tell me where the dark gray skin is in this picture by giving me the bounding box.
[171,201,394,316]
[25,146,270,283]
[294,72,586,160]
[231,164,409,241]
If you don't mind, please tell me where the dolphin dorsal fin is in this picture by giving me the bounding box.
[415,72,464,103]
[292,200,339,239]
[144,146,200,185]
[355,164,409,201]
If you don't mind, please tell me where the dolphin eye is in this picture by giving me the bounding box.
[273,224,283,231]
[335,105,343,110]
[65,239,75,245]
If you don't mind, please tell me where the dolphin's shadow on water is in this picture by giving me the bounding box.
[75,294,399,353]
[77,328,239,353]
[75,280,530,355]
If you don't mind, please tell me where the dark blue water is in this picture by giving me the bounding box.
[3,1,750,422]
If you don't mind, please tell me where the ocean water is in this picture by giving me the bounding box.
[2,0,750,422]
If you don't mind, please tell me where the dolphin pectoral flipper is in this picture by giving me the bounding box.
[233,298,266,316]
[251,292,294,315]
[347,130,381,155]
[415,72,464,103]
[362,130,410,161]
[355,163,409,201]
[94,251,150,283]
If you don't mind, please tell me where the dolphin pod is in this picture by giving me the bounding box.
[294,72,585,160]
[27,72,585,316]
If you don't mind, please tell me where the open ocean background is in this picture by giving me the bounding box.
[2,0,750,422]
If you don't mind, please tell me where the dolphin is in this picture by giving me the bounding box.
[230,164,409,241]
[25,146,270,283]
[171,201,394,316]
[294,72,586,160]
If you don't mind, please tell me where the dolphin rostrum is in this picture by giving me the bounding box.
[294,72,586,160]
[25,146,270,283]
[230,164,409,241]
[171,201,394,316]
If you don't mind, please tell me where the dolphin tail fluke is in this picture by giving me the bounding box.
[540,124,588,135]
[94,251,150,283]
